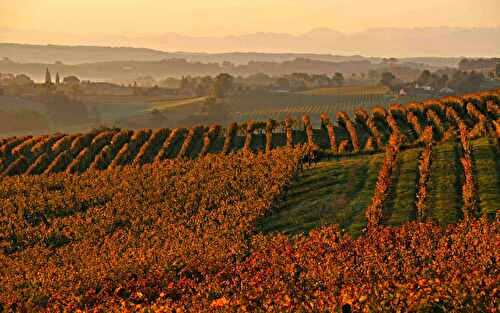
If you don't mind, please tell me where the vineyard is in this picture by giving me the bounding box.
[229,90,433,124]
[0,89,499,311]
[1,90,499,178]
[258,136,499,237]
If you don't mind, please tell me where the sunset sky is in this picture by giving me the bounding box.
[1,0,498,38]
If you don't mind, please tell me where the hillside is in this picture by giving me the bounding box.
[0,131,497,311]
[258,137,499,237]
[0,89,498,311]
[0,42,463,65]
[0,57,376,82]
[0,90,498,177]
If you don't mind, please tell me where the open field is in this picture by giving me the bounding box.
[148,96,207,111]
[296,84,390,96]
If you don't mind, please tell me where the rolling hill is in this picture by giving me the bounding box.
[0,89,498,311]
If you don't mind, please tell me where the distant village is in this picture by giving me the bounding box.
[0,57,498,134]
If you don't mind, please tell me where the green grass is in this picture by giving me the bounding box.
[343,154,383,236]
[425,141,462,225]
[258,137,500,238]
[472,137,499,218]
[257,153,383,237]
[383,147,421,226]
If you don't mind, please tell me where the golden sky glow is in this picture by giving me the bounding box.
[1,0,499,38]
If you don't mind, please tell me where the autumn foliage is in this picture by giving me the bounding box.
[336,111,360,152]
[365,133,400,229]
[415,127,433,221]
[0,89,499,311]
[0,145,497,312]
[458,122,479,218]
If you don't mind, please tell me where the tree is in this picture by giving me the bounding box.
[332,72,344,86]
[213,73,234,98]
[437,74,449,90]
[417,70,432,86]
[448,70,485,93]
[195,76,214,96]
[55,72,60,85]
[459,58,470,70]
[382,58,398,64]
[63,76,80,85]
[380,72,396,88]
[275,77,290,90]
[14,74,34,86]
[496,63,500,77]
[45,68,52,85]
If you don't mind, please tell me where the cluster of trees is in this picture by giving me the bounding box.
[0,73,33,87]
[446,70,487,93]
[0,69,81,88]
[458,58,500,73]
[274,72,345,91]
[0,56,373,82]
[0,69,94,130]
[176,72,346,97]
[179,73,236,98]
[380,68,488,94]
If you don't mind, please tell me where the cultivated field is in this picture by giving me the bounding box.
[148,96,208,111]
[258,137,499,237]
[230,91,433,125]
[0,89,498,311]
[296,84,390,96]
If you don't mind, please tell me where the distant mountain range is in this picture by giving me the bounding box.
[0,27,499,64]
[138,27,499,58]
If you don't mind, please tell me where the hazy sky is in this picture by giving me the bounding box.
[1,0,499,38]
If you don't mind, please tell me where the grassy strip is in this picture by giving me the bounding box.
[384,147,421,226]
[471,137,499,218]
[426,141,461,225]
[257,156,377,237]
[344,154,384,236]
